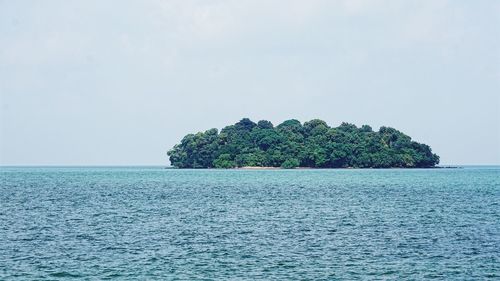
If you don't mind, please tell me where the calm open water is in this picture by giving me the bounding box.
[0,167,499,280]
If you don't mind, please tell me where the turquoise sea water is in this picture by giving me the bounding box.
[0,166,499,280]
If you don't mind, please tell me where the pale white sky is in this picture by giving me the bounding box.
[1,0,499,165]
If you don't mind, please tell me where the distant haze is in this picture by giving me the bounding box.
[1,1,499,165]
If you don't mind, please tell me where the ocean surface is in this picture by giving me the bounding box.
[0,166,499,280]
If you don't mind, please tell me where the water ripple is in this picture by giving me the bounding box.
[0,167,499,280]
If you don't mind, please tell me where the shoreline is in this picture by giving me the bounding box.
[164,166,464,168]
[234,166,460,170]
[236,166,314,170]
[163,166,462,170]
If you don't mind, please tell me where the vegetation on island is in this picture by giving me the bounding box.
[167,118,439,169]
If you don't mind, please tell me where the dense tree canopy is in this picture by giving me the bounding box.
[168,118,440,168]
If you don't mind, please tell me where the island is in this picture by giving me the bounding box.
[167,118,440,169]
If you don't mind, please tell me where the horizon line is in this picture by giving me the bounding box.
[1,164,500,167]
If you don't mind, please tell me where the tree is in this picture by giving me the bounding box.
[257,120,274,129]
[281,158,300,169]
[213,154,236,168]
[168,118,440,168]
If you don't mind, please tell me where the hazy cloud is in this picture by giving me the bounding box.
[1,0,499,165]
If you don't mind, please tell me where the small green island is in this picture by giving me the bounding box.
[168,118,439,169]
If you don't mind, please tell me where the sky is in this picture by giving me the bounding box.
[0,0,499,166]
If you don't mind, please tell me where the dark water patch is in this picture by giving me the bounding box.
[49,271,82,278]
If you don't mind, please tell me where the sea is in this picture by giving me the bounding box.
[0,166,499,280]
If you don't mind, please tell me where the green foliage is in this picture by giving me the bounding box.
[168,118,440,168]
[213,154,236,168]
[281,158,300,169]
